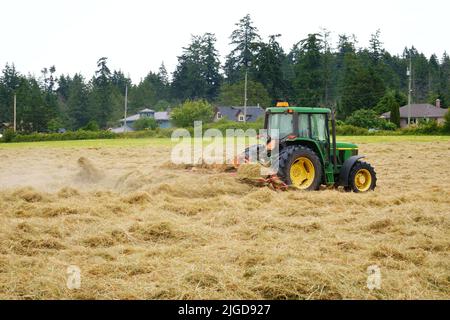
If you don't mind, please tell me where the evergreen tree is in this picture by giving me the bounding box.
[254,34,288,104]
[388,92,401,128]
[0,26,448,131]
[320,28,335,106]
[224,14,261,83]
[16,77,48,132]
[171,36,205,101]
[40,65,58,126]
[158,62,169,86]
[90,57,112,128]
[111,70,132,95]
[0,64,21,125]
[56,74,72,102]
[339,52,386,117]
[202,33,222,100]
[67,74,89,129]
[292,34,324,106]
[368,29,384,64]
[438,52,450,107]
[375,90,406,114]
[407,47,430,103]
[172,33,221,101]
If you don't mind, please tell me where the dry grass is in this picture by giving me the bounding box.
[0,138,449,299]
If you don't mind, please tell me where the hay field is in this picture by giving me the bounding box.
[0,137,449,299]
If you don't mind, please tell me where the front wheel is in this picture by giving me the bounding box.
[348,161,377,192]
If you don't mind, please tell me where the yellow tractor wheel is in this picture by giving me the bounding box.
[348,161,377,193]
[289,157,316,189]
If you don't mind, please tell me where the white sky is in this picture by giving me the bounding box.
[1,0,449,83]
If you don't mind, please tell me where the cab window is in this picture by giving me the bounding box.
[311,114,327,141]
[268,113,293,138]
[298,114,310,137]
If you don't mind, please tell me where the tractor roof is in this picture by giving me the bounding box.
[266,106,331,114]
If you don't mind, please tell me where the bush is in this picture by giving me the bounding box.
[170,100,214,127]
[400,121,443,135]
[335,124,369,136]
[117,127,176,139]
[443,110,450,133]
[7,130,116,143]
[82,120,100,131]
[133,117,157,131]
[1,129,16,142]
[335,120,346,126]
[346,109,383,129]
[378,121,397,131]
[2,127,179,143]
[47,118,64,133]
[204,118,263,133]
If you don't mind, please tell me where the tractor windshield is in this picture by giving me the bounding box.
[267,113,293,138]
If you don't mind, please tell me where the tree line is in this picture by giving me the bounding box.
[0,14,449,132]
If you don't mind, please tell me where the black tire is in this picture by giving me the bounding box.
[348,161,377,193]
[278,146,323,191]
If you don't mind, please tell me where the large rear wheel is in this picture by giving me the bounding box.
[278,146,322,191]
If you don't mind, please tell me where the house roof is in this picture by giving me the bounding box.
[110,125,134,133]
[381,104,447,119]
[122,114,141,122]
[121,110,170,122]
[216,106,264,122]
[139,108,155,113]
[155,111,170,121]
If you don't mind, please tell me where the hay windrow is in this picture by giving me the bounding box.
[57,187,80,198]
[115,170,153,193]
[121,191,152,205]
[10,187,49,203]
[237,163,265,180]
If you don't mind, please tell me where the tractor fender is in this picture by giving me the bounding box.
[339,155,365,186]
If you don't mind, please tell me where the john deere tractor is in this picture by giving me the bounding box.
[245,102,377,192]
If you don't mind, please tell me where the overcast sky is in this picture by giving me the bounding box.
[1,0,449,83]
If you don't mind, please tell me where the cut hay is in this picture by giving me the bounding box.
[76,157,104,183]
[237,163,265,180]
[0,139,449,299]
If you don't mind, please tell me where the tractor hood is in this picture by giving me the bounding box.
[335,141,358,150]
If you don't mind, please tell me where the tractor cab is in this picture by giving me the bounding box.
[258,102,376,192]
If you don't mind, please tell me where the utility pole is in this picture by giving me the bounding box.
[244,68,248,123]
[13,94,17,132]
[124,85,128,132]
[407,56,412,126]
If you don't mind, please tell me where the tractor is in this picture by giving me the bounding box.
[242,102,377,192]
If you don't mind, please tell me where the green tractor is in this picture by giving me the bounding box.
[244,102,377,192]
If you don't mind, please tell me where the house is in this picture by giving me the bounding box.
[154,111,171,128]
[111,108,172,132]
[214,106,264,123]
[380,103,448,128]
